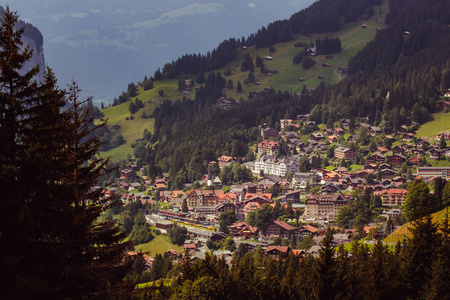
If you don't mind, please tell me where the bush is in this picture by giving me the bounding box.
[293,53,304,64]
[167,224,187,246]
[302,57,316,69]
[128,224,154,245]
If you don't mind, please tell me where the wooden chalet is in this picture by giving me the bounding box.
[265,246,290,259]
[260,220,298,238]
[387,154,407,165]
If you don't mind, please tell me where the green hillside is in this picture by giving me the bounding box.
[384,208,450,244]
[415,110,450,139]
[98,0,388,161]
[98,100,157,160]
[134,235,184,258]
[213,0,388,99]
[98,80,179,160]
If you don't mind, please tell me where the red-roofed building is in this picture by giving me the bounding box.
[297,225,320,237]
[256,140,281,157]
[184,241,199,251]
[164,249,179,259]
[265,246,290,259]
[218,155,237,170]
[374,189,408,206]
[261,220,298,238]
[243,201,261,217]
[230,222,259,238]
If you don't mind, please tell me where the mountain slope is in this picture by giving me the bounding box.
[0,6,45,82]
[99,0,389,160]
[100,0,449,189]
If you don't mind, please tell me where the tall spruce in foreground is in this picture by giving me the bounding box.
[0,7,133,299]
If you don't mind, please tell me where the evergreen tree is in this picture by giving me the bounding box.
[400,214,441,299]
[127,82,137,97]
[227,79,233,89]
[439,135,447,149]
[403,180,433,221]
[182,198,189,213]
[0,9,133,297]
[143,78,153,90]
[236,80,243,93]
[315,229,336,299]
[129,101,138,114]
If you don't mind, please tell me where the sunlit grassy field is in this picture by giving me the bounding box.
[134,235,184,258]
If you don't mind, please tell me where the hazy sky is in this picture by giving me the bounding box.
[7,0,315,103]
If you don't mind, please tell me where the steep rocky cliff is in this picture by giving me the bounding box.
[0,6,45,82]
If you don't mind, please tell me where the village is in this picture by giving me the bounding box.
[99,111,450,266]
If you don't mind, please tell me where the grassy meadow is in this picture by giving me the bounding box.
[383,208,450,244]
[415,110,450,139]
[134,235,184,258]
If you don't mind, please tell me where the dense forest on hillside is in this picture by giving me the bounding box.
[303,0,450,131]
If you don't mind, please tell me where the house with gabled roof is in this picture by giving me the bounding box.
[265,246,290,260]
[297,225,320,238]
[363,164,377,171]
[334,127,345,136]
[217,155,237,170]
[261,220,298,238]
[392,145,403,155]
[381,168,397,179]
[310,132,325,141]
[365,154,385,165]
[215,199,238,216]
[121,168,136,179]
[377,146,389,154]
[369,126,381,136]
[230,222,259,239]
[387,154,407,165]
[256,140,281,158]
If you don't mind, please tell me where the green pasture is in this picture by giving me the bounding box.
[415,111,450,138]
[134,235,184,258]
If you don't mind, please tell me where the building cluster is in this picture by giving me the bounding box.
[103,113,450,231]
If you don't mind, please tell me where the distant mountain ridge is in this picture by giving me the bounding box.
[0,6,45,83]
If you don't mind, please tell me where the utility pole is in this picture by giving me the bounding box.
[390,223,393,244]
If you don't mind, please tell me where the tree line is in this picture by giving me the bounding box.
[135,208,450,299]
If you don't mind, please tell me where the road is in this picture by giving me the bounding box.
[333,43,351,81]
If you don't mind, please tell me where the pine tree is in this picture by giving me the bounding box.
[237,80,242,93]
[400,214,441,299]
[182,198,188,213]
[314,229,336,299]
[0,8,133,298]
[0,7,56,297]
[439,135,447,149]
